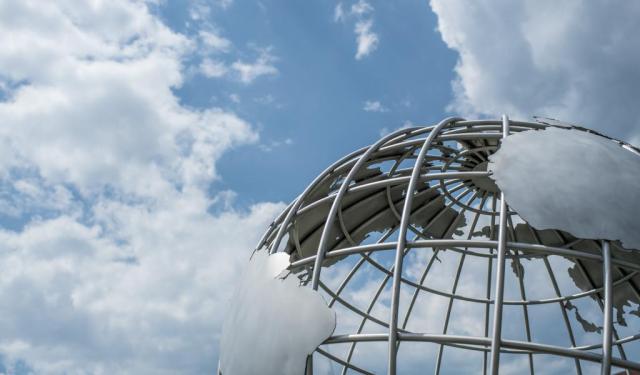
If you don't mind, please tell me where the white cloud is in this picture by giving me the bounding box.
[216,0,234,9]
[231,48,278,84]
[334,0,379,60]
[199,30,231,53]
[196,32,278,84]
[363,100,388,113]
[229,93,240,103]
[189,0,211,21]
[200,58,228,78]
[430,0,640,142]
[252,93,284,110]
[354,19,378,60]
[197,30,231,79]
[334,3,345,22]
[0,0,283,373]
[259,137,293,152]
[350,0,373,16]
[254,94,274,104]
[189,0,232,20]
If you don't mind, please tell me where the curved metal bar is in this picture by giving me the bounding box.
[315,347,374,375]
[601,240,613,375]
[434,191,486,374]
[339,268,393,374]
[295,171,490,216]
[577,333,640,350]
[327,226,396,308]
[339,186,471,374]
[290,239,640,274]
[324,333,640,371]
[310,126,425,290]
[489,114,510,375]
[255,201,294,251]
[483,193,497,375]
[269,124,429,253]
[528,225,583,375]
[252,116,640,373]
[320,280,403,331]
[317,180,464,257]
[388,116,464,374]
[269,145,369,253]
[506,215,534,375]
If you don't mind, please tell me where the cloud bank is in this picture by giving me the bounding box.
[430,0,640,143]
[0,0,282,373]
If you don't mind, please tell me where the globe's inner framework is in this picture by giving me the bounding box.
[256,118,640,374]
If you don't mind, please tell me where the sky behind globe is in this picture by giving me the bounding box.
[0,0,639,373]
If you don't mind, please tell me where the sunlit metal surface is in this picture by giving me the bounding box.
[254,117,640,374]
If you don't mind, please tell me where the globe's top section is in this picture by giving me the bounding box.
[222,116,640,375]
[257,117,640,264]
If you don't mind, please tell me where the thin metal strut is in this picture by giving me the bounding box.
[387,117,463,375]
[601,240,613,375]
[489,114,510,375]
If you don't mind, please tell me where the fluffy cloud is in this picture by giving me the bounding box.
[430,0,640,142]
[195,30,278,83]
[199,30,232,53]
[354,19,378,60]
[363,100,388,113]
[189,0,233,20]
[200,58,229,78]
[334,1,379,60]
[231,48,278,84]
[0,0,283,373]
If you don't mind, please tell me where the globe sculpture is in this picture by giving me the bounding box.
[220,116,640,375]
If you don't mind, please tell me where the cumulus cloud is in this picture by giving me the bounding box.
[199,30,232,53]
[333,3,346,22]
[196,37,278,83]
[350,0,373,16]
[0,0,283,373]
[334,1,379,60]
[195,18,279,84]
[354,19,378,60]
[229,93,240,103]
[189,0,233,20]
[200,58,229,78]
[430,0,640,142]
[231,48,278,84]
[363,100,388,113]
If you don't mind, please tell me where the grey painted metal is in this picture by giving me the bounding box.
[506,215,534,375]
[489,114,510,375]
[387,116,463,374]
[310,126,420,290]
[530,226,583,375]
[315,347,374,375]
[602,240,613,375]
[252,116,640,374]
[305,355,313,375]
[484,193,497,375]
[269,146,370,254]
[434,189,483,375]
[324,333,640,371]
[289,240,640,280]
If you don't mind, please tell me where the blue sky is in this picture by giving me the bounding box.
[158,0,457,205]
[0,0,640,373]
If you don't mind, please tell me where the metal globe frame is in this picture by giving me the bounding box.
[254,116,640,375]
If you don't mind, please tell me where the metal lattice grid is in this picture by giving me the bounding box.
[255,116,640,375]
